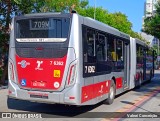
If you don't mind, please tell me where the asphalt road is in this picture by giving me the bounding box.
[0,70,160,121]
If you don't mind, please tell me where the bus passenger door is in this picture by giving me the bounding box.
[123,43,130,90]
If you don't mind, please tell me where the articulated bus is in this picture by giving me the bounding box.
[8,12,155,106]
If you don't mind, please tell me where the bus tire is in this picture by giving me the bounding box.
[105,81,116,105]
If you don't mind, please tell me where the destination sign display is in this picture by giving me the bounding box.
[30,19,53,30]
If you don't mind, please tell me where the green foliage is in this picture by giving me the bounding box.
[143,0,160,39]
[13,0,46,14]
[78,6,145,41]
[80,0,88,8]
[44,0,88,12]
[153,44,160,55]
[109,12,132,34]
[13,0,88,13]
[0,0,16,46]
[44,0,79,12]
[79,7,132,32]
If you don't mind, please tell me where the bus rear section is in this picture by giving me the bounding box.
[8,13,81,105]
[130,38,155,88]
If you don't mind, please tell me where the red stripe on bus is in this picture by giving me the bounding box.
[116,77,123,89]
[81,80,110,103]
[81,77,123,103]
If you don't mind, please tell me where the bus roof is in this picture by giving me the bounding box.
[135,38,147,47]
[14,12,72,19]
[82,15,130,40]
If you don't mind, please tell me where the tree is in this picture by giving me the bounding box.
[143,0,160,39]
[0,0,16,46]
[0,0,41,85]
[13,0,47,13]
[0,0,15,85]
[78,6,145,41]
[14,0,88,13]
[79,7,132,32]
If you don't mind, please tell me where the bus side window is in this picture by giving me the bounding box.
[96,33,113,73]
[107,36,124,71]
[136,44,143,69]
[107,36,116,62]
[116,39,124,70]
[83,26,97,77]
[85,28,96,63]
[116,39,123,61]
[97,33,105,61]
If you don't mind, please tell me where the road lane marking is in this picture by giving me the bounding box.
[102,86,160,121]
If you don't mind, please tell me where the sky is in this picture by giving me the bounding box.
[88,0,146,32]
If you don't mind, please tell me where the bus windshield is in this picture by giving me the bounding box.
[16,17,70,42]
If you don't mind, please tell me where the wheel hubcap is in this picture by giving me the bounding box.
[110,86,114,99]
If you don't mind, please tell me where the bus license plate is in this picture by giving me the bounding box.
[32,81,46,87]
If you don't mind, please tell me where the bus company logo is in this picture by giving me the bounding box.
[35,61,43,70]
[21,79,27,86]
[18,60,30,68]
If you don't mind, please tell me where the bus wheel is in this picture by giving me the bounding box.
[105,81,116,105]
